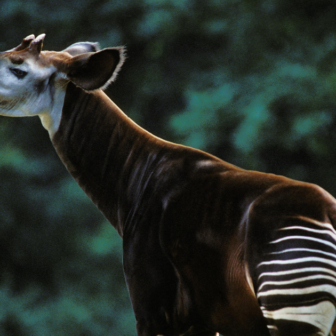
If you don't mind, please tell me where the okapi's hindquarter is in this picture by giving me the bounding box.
[246,183,336,335]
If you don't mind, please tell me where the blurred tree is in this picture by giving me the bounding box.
[1,0,336,335]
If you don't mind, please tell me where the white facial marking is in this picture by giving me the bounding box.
[39,85,66,137]
[0,53,67,137]
[0,57,52,114]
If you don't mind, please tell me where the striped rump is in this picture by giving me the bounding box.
[256,216,336,335]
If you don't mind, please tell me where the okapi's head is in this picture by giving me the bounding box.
[0,34,125,133]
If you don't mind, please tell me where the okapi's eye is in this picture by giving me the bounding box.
[9,68,28,79]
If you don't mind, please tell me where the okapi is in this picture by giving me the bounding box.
[1,34,336,336]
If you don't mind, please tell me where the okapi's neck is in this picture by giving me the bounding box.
[52,83,174,236]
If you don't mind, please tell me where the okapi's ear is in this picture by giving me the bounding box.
[66,47,126,91]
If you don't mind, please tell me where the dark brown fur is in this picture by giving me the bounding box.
[51,82,336,335]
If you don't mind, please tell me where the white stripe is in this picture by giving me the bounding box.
[257,284,336,298]
[293,216,336,235]
[261,301,336,336]
[279,226,336,242]
[258,267,336,281]
[267,325,278,330]
[269,236,336,252]
[258,274,336,292]
[269,248,336,260]
[258,256,336,269]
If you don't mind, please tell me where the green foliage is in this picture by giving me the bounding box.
[2,0,336,335]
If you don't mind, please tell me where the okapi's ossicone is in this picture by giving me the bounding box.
[1,34,336,336]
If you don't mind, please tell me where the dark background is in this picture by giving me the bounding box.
[1,0,336,335]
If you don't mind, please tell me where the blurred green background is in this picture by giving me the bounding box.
[1,0,336,335]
